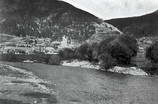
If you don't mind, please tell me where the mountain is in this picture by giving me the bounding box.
[0,0,98,41]
[105,10,158,38]
[0,0,122,43]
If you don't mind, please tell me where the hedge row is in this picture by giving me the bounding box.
[0,53,50,63]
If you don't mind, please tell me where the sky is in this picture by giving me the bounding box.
[61,0,158,20]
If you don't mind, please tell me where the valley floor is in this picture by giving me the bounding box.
[0,61,158,104]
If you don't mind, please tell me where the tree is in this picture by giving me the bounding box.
[75,43,93,61]
[146,41,158,63]
[98,53,116,70]
[98,35,138,65]
[145,41,158,75]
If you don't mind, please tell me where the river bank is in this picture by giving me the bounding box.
[0,63,57,104]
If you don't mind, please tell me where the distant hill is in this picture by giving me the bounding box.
[105,10,158,38]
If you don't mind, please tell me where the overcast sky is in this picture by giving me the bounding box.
[62,0,158,20]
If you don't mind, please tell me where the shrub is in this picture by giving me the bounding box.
[117,34,138,57]
[98,53,116,70]
[110,35,138,65]
[97,36,116,55]
[146,41,158,63]
[145,41,158,75]
[0,53,16,62]
[90,42,99,62]
[0,53,27,62]
[48,54,61,65]
[28,52,50,63]
[98,35,138,65]
[75,42,93,61]
[143,62,158,75]
[58,48,76,60]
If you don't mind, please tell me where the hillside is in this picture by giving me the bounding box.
[0,0,124,44]
[105,10,158,38]
[0,0,101,43]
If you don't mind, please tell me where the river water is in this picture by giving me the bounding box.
[0,62,158,104]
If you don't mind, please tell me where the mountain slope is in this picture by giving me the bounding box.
[105,10,158,38]
[0,0,123,44]
[0,0,100,42]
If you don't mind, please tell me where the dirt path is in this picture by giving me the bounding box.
[1,61,158,104]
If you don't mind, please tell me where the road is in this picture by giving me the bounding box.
[1,62,158,104]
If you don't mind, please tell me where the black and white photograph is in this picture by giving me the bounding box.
[0,0,158,104]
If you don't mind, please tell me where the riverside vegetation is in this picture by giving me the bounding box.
[1,34,158,75]
[0,0,158,75]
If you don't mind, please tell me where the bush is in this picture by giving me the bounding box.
[110,35,138,65]
[75,42,93,61]
[117,34,138,57]
[146,41,158,63]
[90,42,99,62]
[145,41,158,75]
[98,53,116,70]
[48,54,61,65]
[98,35,138,65]
[0,53,25,62]
[143,62,158,75]
[97,36,116,55]
[0,52,51,63]
[58,48,76,60]
[0,53,17,62]
[28,53,50,63]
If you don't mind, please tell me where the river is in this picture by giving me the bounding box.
[0,61,158,104]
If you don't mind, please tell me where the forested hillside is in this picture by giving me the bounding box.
[0,0,102,42]
[106,10,158,38]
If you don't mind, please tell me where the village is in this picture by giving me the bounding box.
[0,34,79,55]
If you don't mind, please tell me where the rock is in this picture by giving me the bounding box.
[109,66,148,75]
